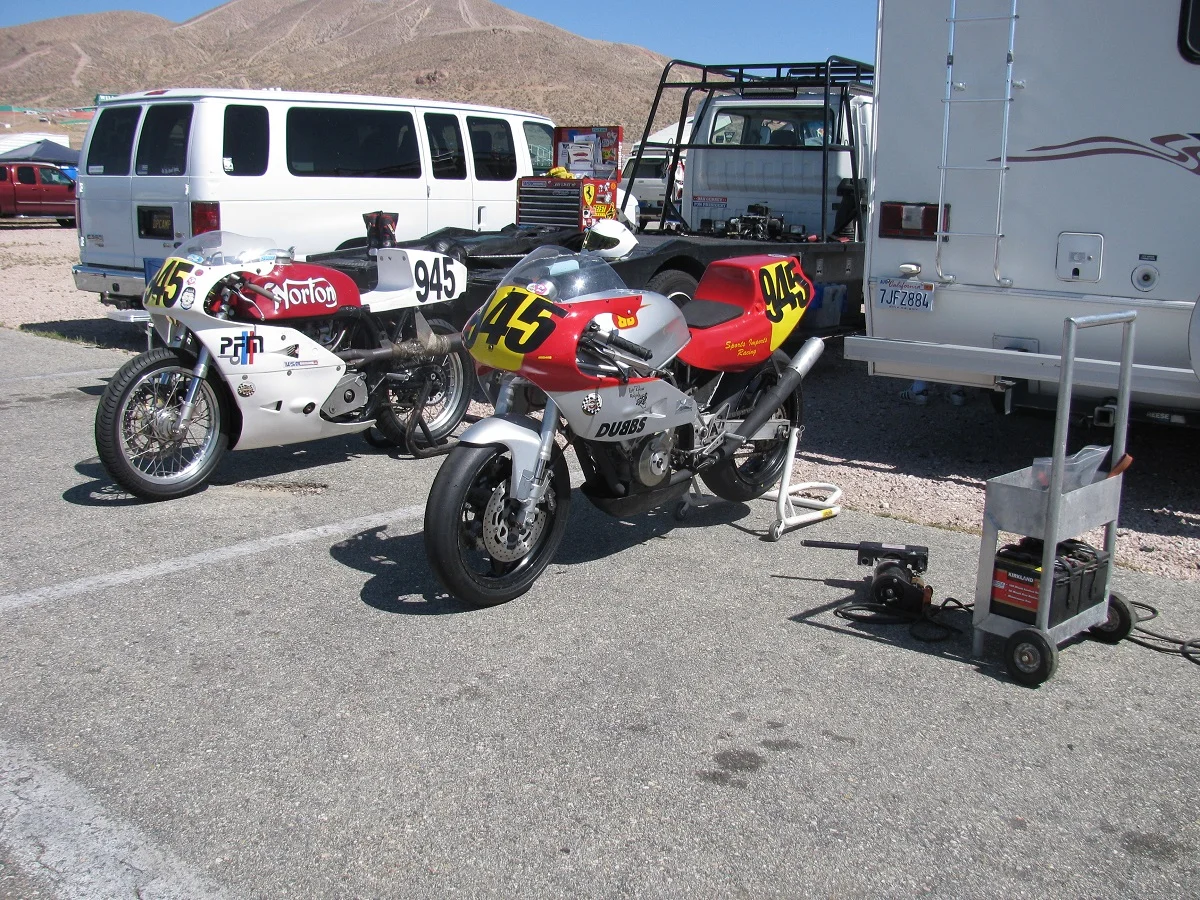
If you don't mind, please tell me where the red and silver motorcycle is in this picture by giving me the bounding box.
[423,241,825,604]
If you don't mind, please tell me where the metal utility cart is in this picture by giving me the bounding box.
[972,312,1138,686]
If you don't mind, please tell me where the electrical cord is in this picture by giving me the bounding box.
[834,593,974,643]
[1127,601,1200,667]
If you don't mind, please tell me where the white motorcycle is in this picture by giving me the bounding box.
[94,231,473,500]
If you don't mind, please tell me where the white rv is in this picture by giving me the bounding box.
[72,88,555,308]
[845,0,1200,424]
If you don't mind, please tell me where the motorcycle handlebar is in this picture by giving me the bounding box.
[585,323,654,361]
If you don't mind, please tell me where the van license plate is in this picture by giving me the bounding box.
[876,278,935,312]
[137,206,174,240]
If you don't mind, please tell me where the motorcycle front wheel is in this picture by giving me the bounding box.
[375,318,473,448]
[700,352,804,502]
[424,442,571,605]
[94,348,230,500]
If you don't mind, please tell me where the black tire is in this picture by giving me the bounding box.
[1089,590,1135,644]
[1004,629,1059,686]
[700,352,804,502]
[375,318,472,448]
[645,269,699,308]
[424,442,571,605]
[57,218,75,228]
[94,348,230,500]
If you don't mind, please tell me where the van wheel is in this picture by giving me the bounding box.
[646,269,698,308]
[57,218,75,228]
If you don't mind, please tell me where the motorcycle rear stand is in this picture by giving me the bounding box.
[762,427,841,542]
[672,428,842,541]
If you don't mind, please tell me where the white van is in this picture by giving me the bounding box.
[72,88,555,307]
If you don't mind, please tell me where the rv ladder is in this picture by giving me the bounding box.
[934,0,1020,287]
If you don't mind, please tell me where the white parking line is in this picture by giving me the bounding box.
[0,506,425,615]
[0,738,234,899]
[0,368,117,383]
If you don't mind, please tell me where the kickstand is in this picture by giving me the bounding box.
[673,477,721,521]
[403,376,459,459]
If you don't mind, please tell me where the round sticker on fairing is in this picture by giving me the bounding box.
[581,392,603,416]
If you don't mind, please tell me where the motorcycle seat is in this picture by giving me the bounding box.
[680,299,743,330]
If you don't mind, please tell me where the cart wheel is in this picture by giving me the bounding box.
[1004,629,1059,686]
[1089,590,1135,644]
[768,521,783,542]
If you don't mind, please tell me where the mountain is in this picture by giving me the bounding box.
[0,0,671,141]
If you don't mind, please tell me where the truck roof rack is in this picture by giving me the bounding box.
[626,56,874,240]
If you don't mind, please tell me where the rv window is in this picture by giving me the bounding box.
[135,104,193,176]
[467,117,517,181]
[86,105,141,176]
[523,121,554,175]
[222,105,269,176]
[622,158,668,181]
[425,113,466,180]
[1182,0,1200,62]
[286,107,421,178]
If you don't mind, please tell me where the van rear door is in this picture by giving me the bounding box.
[130,103,194,278]
[79,104,143,273]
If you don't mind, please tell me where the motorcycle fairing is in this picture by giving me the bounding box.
[463,287,689,393]
[556,380,696,441]
[188,319,367,450]
[677,255,812,372]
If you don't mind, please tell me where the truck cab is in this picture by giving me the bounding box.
[0,162,76,226]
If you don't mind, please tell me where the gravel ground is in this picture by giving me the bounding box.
[2,221,1197,582]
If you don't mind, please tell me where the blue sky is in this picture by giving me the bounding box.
[0,1,878,68]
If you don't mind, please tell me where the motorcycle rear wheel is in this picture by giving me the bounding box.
[375,317,473,448]
[424,442,571,605]
[700,352,804,502]
[94,348,230,500]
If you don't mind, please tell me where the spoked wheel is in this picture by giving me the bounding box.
[374,318,472,449]
[424,443,571,605]
[94,348,230,500]
[700,351,804,502]
[1004,629,1059,686]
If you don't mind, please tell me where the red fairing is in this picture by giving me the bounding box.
[238,264,361,320]
[521,293,651,393]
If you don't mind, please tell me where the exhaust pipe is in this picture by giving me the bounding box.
[720,337,825,457]
[335,312,462,365]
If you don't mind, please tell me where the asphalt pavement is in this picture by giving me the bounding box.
[1,326,1197,899]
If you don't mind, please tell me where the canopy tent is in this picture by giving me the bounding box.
[0,139,80,166]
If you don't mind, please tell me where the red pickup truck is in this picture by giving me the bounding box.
[0,162,76,226]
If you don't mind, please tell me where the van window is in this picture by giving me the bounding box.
[223,105,269,176]
[17,166,36,185]
[86,105,141,176]
[1182,0,1200,61]
[135,104,193,176]
[523,121,554,175]
[709,107,830,146]
[467,117,517,181]
[287,107,421,178]
[424,113,466,180]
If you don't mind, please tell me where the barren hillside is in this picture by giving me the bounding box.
[0,0,671,140]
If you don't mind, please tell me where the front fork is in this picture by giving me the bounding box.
[494,375,560,526]
[172,346,212,439]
